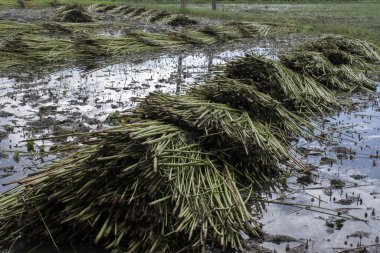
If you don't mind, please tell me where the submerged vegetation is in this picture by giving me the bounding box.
[0,34,379,252]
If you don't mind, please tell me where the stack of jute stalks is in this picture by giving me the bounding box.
[0,36,378,253]
[279,35,378,92]
[54,4,93,23]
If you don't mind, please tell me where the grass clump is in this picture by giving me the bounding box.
[54,4,93,23]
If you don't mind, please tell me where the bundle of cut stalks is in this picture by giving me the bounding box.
[149,10,171,22]
[89,4,116,13]
[160,14,198,27]
[227,21,270,38]
[200,25,239,41]
[72,34,107,57]
[135,92,288,158]
[225,54,339,114]
[189,76,313,136]
[129,7,147,17]
[304,36,380,64]
[0,39,377,252]
[111,5,134,15]
[0,35,28,52]
[54,4,93,23]
[0,120,271,252]
[280,51,375,91]
[41,22,73,35]
[130,92,299,184]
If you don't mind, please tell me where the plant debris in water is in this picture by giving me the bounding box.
[0,35,379,252]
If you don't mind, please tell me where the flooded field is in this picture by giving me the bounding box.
[0,3,379,252]
[1,37,379,252]
[257,82,380,253]
[0,37,287,194]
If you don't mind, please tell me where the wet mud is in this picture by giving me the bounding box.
[0,7,379,253]
[1,36,308,194]
[255,81,380,253]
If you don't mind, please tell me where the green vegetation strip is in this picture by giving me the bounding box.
[0,36,379,252]
[0,10,271,75]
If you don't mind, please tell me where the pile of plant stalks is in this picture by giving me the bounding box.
[160,14,198,27]
[72,34,107,58]
[224,54,340,114]
[96,4,198,27]
[0,119,286,252]
[54,4,93,23]
[90,4,117,13]
[0,37,378,252]
[189,76,313,136]
[303,35,380,65]
[0,35,28,52]
[148,10,171,23]
[0,62,312,253]
[41,22,73,36]
[0,17,273,76]
[280,51,376,92]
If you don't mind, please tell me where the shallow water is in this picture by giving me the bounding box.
[258,83,380,253]
[1,35,379,253]
[0,40,278,194]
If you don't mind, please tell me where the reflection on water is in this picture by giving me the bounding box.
[2,35,377,252]
[0,41,276,193]
[259,83,380,253]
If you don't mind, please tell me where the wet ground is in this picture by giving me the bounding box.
[0,35,307,194]
[253,82,380,253]
[0,8,379,252]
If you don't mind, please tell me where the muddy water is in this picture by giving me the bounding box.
[258,83,380,253]
[1,35,379,252]
[0,41,277,194]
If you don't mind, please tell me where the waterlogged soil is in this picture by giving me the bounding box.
[253,82,380,253]
[0,7,53,22]
[0,6,218,30]
[0,36,304,194]
[0,16,379,252]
